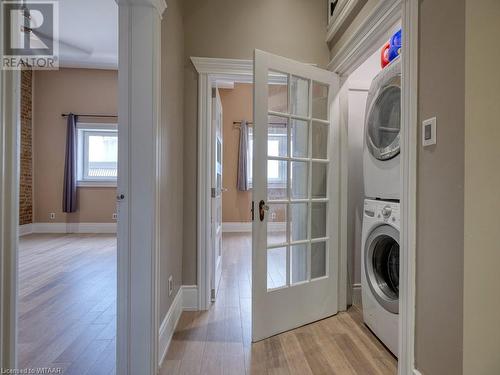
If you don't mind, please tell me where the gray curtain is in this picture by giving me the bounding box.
[237,120,250,191]
[63,113,78,212]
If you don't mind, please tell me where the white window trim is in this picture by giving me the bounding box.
[76,122,118,187]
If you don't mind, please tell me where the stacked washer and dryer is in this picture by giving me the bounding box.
[361,56,401,357]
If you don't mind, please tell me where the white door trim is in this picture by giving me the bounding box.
[328,1,418,374]
[192,57,255,311]
[116,0,166,374]
[0,69,21,369]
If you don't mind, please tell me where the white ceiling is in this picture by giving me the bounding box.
[58,0,118,69]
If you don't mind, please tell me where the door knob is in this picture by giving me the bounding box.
[259,200,269,221]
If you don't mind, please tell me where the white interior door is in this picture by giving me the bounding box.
[211,87,223,300]
[252,49,340,341]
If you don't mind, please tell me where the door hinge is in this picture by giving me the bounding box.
[211,188,216,198]
[211,288,215,301]
[251,201,254,221]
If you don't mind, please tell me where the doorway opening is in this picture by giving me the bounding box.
[16,2,119,373]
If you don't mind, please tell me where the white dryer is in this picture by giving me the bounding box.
[361,199,399,357]
[363,57,401,200]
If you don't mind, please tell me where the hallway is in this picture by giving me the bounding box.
[160,232,396,374]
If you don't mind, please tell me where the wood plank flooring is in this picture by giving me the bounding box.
[161,232,397,375]
[18,233,117,375]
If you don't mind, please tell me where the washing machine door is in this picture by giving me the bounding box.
[364,224,399,314]
[365,61,401,161]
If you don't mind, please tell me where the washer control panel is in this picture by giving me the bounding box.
[364,199,400,225]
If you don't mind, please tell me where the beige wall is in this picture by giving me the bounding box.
[463,1,500,374]
[181,0,330,284]
[33,68,117,223]
[415,1,465,374]
[219,84,252,223]
[159,0,185,319]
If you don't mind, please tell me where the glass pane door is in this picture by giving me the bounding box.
[265,71,330,291]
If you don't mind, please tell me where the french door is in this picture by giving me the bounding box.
[252,50,340,341]
[211,87,223,300]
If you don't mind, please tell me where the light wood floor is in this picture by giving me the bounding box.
[161,232,397,375]
[18,233,117,375]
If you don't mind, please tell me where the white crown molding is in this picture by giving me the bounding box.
[326,0,361,43]
[190,57,289,85]
[191,57,253,76]
[115,0,167,17]
[328,0,401,75]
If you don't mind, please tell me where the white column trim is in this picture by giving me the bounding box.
[0,69,21,370]
[116,1,165,374]
[399,0,418,374]
[115,0,167,18]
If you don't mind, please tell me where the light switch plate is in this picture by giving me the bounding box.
[422,117,437,147]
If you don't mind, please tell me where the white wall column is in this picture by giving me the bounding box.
[115,0,166,374]
[0,69,21,370]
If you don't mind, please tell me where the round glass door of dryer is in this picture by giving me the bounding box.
[366,76,401,161]
[364,224,400,314]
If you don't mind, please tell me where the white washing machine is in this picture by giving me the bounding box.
[363,57,401,200]
[361,199,399,357]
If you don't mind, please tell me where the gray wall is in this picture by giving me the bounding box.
[463,1,500,374]
[159,0,184,319]
[415,1,465,374]
[180,0,330,284]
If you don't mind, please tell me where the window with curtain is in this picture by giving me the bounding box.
[76,123,118,185]
[247,128,287,188]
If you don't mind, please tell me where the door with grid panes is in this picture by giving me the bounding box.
[211,87,223,300]
[252,50,339,341]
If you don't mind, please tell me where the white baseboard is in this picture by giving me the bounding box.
[352,283,362,308]
[27,222,117,234]
[182,285,198,311]
[158,285,200,367]
[413,370,424,375]
[222,222,251,232]
[19,224,33,236]
[222,222,286,233]
[158,287,183,367]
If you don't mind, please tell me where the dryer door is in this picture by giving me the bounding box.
[365,64,401,161]
[364,224,399,314]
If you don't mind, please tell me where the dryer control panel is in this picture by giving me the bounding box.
[364,199,400,226]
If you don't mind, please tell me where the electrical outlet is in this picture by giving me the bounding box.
[112,213,118,220]
[168,275,173,296]
[49,212,55,220]
[271,212,277,220]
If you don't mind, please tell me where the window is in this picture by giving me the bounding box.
[77,124,118,185]
[247,129,287,187]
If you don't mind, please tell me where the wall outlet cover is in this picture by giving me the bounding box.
[49,213,55,220]
[112,213,118,220]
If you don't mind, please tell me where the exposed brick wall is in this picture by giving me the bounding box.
[19,70,33,225]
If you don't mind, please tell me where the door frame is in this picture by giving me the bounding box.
[328,0,418,374]
[191,57,348,312]
[0,0,167,372]
[192,58,260,310]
